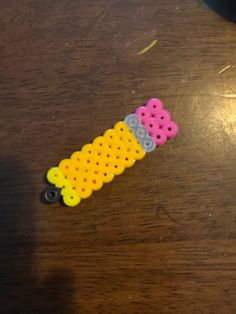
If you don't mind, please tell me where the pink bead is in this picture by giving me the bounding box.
[146,98,163,117]
[155,109,171,126]
[152,129,167,146]
[135,106,150,125]
[145,118,160,135]
[162,121,179,138]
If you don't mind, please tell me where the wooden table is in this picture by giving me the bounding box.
[1,1,236,313]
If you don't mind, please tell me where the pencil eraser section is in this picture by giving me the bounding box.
[135,98,179,146]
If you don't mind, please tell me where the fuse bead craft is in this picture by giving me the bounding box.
[42,98,179,207]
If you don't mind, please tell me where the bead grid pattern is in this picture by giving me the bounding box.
[45,99,178,207]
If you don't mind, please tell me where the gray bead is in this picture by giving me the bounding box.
[124,113,156,153]
[142,137,156,152]
[124,114,139,129]
[135,125,147,140]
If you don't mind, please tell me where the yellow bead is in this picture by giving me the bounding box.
[71,151,87,166]
[47,167,63,185]
[93,136,107,150]
[59,159,73,174]
[103,129,120,143]
[109,156,125,176]
[89,172,104,191]
[63,190,81,207]
[76,183,93,199]
[98,163,114,183]
[81,143,95,155]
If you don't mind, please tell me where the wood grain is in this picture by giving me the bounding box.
[0,0,236,313]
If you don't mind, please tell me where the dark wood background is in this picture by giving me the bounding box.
[0,0,236,313]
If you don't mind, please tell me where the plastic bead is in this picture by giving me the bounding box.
[135,106,150,125]
[152,128,167,145]
[146,98,164,116]
[155,109,171,126]
[145,118,160,135]
[124,114,140,129]
[63,190,81,207]
[142,137,156,152]
[162,121,179,139]
[42,186,61,203]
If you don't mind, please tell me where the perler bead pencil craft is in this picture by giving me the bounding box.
[42,98,179,207]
